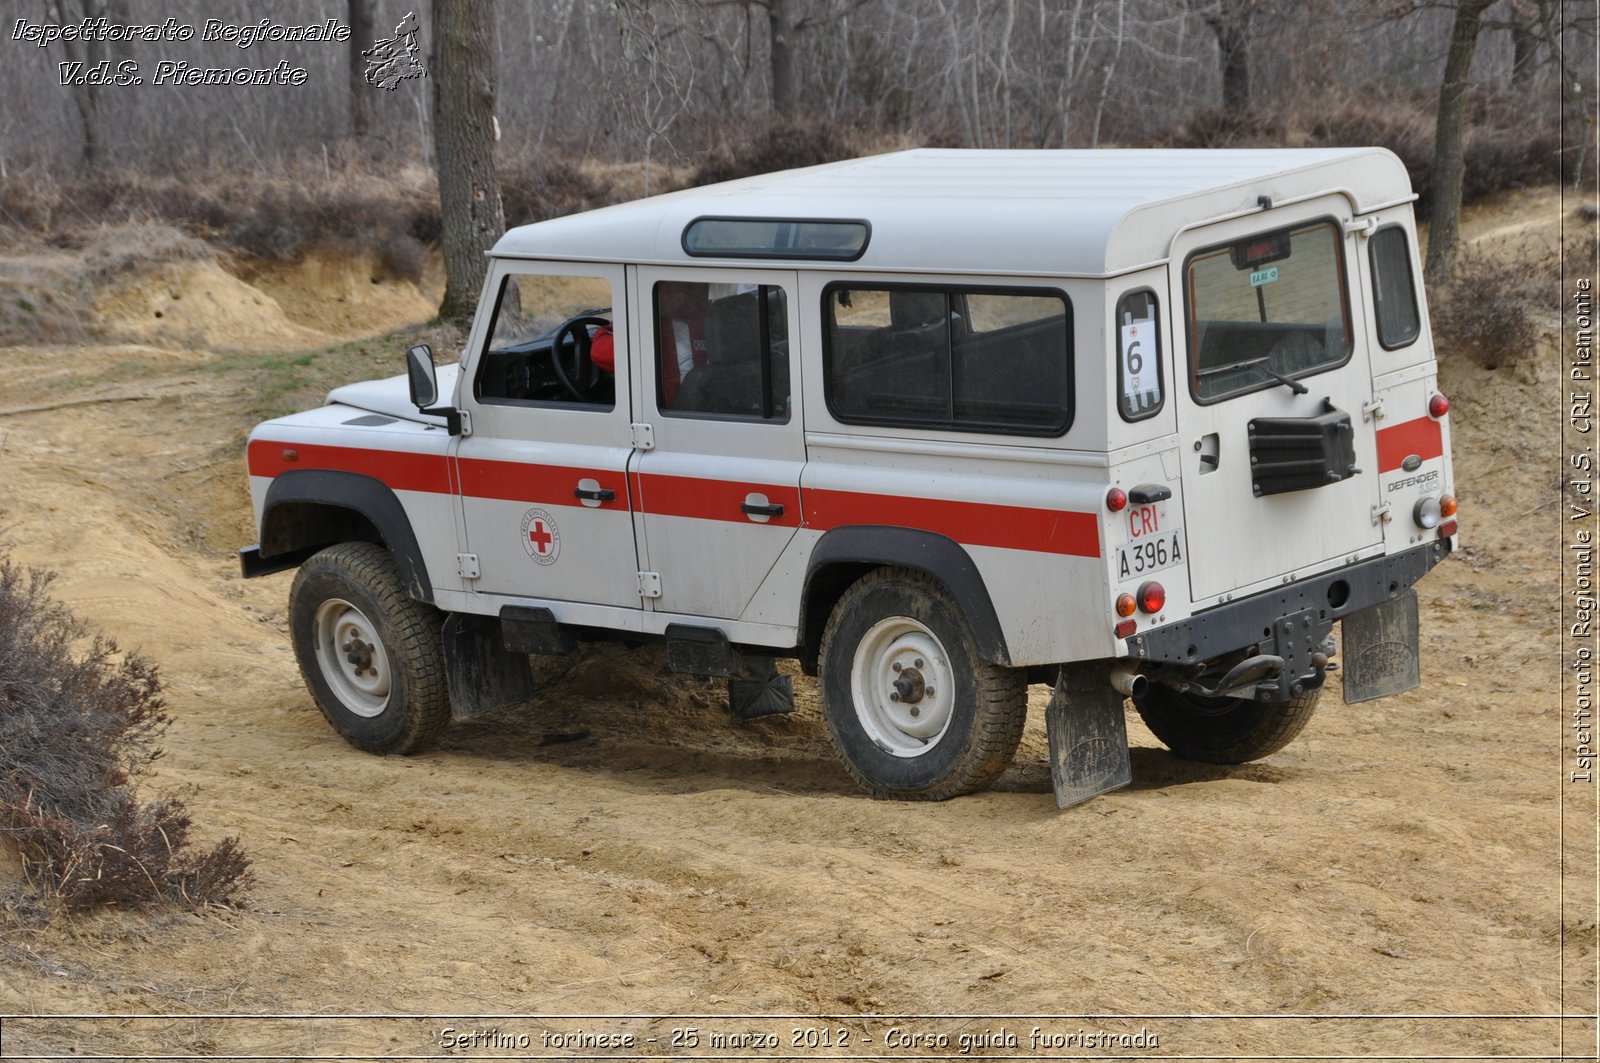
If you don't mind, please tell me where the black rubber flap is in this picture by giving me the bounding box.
[1340,589,1421,703]
[1047,661,1133,809]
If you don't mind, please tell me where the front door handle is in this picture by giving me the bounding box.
[574,484,616,502]
[741,501,784,517]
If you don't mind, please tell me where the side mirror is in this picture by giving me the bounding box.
[406,344,438,409]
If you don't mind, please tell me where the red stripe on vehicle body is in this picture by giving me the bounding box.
[634,472,803,528]
[1376,416,1444,473]
[251,442,1099,556]
[246,440,453,494]
[804,488,1101,558]
[456,456,629,507]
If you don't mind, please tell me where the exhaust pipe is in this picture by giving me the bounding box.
[1109,662,1147,698]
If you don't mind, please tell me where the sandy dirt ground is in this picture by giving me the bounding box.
[0,187,1594,1060]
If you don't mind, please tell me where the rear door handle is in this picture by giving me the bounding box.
[574,485,616,502]
[741,501,784,517]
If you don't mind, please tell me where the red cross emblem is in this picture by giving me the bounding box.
[520,508,560,566]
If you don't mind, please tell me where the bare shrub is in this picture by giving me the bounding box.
[1431,246,1541,370]
[499,156,618,226]
[0,555,249,913]
[693,118,862,186]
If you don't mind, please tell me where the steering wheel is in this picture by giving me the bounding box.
[550,313,611,401]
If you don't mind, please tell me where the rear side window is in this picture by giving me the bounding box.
[1117,289,1163,421]
[824,285,1072,436]
[1369,226,1421,349]
[1185,220,1352,403]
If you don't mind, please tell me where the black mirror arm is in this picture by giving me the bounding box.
[420,405,465,436]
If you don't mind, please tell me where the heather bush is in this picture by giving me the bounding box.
[0,554,249,913]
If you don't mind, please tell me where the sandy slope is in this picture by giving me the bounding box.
[0,189,1592,1059]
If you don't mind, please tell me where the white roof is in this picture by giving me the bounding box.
[492,148,1414,277]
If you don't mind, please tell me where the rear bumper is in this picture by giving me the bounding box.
[1124,538,1452,680]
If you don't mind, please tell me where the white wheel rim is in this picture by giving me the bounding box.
[849,615,955,758]
[312,598,392,718]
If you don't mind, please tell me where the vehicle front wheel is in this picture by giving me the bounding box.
[1133,685,1320,764]
[289,542,450,755]
[819,568,1026,800]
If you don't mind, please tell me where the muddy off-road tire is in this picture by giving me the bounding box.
[819,568,1026,800]
[289,543,450,755]
[1133,686,1320,764]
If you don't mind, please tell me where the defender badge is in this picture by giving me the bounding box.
[521,508,561,566]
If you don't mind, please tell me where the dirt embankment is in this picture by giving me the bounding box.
[0,188,1591,1059]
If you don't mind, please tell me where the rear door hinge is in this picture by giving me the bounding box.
[1344,216,1378,238]
[637,571,663,599]
[631,422,655,450]
[1361,399,1385,422]
[457,553,480,579]
[1370,503,1392,526]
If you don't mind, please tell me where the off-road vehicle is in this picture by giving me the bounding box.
[242,149,1456,806]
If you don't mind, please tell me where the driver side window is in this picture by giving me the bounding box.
[476,271,616,410]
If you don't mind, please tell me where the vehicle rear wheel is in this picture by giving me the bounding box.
[289,542,450,755]
[1133,685,1320,764]
[819,568,1026,800]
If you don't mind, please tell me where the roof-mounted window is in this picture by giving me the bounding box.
[682,217,869,261]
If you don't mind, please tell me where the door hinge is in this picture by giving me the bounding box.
[1361,398,1385,422]
[1343,216,1378,238]
[631,422,655,450]
[456,410,472,437]
[637,571,663,599]
[457,553,480,579]
[1371,503,1392,526]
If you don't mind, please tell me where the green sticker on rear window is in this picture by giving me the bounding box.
[1250,267,1279,287]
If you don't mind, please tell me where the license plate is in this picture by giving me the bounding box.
[1118,503,1184,579]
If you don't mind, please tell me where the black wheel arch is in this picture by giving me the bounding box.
[799,526,1010,669]
[257,470,433,604]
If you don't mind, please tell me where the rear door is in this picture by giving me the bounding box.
[1169,200,1384,605]
[628,267,806,621]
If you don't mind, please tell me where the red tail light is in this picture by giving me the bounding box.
[1106,487,1127,512]
[1429,392,1449,418]
[1137,581,1166,614]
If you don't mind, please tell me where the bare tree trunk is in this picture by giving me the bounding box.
[348,0,374,139]
[432,0,506,326]
[48,0,109,170]
[1202,0,1254,112]
[1510,22,1537,86]
[769,0,796,115]
[1425,0,1495,287]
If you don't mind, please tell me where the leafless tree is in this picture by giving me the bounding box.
[348,0,374,139]
[432,0,506,325]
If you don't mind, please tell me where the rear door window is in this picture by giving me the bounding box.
[1185,220,1352,403]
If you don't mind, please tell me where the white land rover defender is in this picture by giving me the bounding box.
[242,149,1457,807]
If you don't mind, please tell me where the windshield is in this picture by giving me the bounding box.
[1185,220,1351,403]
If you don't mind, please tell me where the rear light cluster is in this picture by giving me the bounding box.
[1414,493,1459,534]
[1113,581,1166,641]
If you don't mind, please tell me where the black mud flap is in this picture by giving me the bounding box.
[1340,589,1421,704]
[1046,661,1132,810]
[443,613,536,720]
